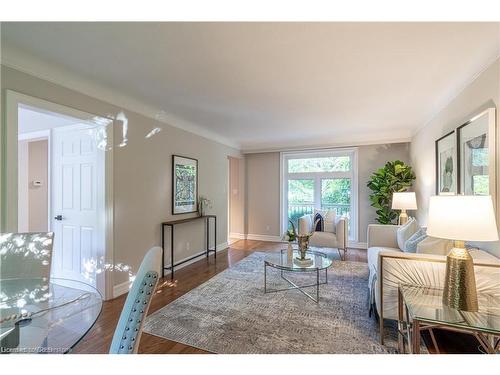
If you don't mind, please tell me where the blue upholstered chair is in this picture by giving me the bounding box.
[109,246,162,354]
[0,232,54,280]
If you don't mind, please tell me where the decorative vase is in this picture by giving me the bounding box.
[287,242,294,260]
[297,235,309,260]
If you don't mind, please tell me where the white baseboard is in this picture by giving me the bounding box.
[230,233,366,249]
[113,242,229,298]
[162,242,228,276]
[229,232,284,242]
[229,232,246,241]
[113,280,132,298]
[245,234,284,242]
[348,241,367,249]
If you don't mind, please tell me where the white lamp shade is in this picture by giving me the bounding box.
[427,195,499,242]
[392,192,417,210]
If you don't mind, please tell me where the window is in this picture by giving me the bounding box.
[281,149,358,241]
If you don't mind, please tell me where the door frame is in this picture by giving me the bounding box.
[1,90,114,299]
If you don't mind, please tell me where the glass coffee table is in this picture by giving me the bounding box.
[264,248,332,303]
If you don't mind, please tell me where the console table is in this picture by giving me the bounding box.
[161,215,217,279]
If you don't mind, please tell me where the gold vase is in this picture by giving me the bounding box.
[297,235,309,260]
[442,241,478,312]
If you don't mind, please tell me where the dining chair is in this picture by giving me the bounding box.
[109,246,162,354]
[0,232,54,280]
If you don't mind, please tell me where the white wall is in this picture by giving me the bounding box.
[411,58,500,257]
[2,65,242,295]
[244,143,411,244]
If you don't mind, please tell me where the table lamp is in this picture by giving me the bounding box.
[392,192,417,225]
[427,195,498,311]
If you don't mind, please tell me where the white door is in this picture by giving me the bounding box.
[50,124,105,285]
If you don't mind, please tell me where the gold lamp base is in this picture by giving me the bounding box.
[442,241,478,312]
[398,210,408,225]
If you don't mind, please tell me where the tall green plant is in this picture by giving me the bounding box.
[367,160,416,224]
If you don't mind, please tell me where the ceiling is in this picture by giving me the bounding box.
[2,22,500,151]
[18,106,79,134]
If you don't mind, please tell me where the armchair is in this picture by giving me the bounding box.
[298,214,348,260]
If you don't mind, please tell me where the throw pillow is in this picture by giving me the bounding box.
[396,217,419,251]
[404,228,427,253]
[314,209,336,233]
[416,236,453,256]
[313,212,324,231]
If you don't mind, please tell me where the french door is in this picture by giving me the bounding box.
[281,149,358,241]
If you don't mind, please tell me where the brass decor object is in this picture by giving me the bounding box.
[297,218,319,260]
[442,241,478,311]
[297,235,310,260]
[427,196,499,313]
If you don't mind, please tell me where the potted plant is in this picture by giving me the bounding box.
[283,220,298,259]
[367,160,416,225]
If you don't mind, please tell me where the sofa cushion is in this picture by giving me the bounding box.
[416,236,452,256]
[468,248,500,264]
[404,228,427,253]
[309,231,337,248]
[396,217,419,250]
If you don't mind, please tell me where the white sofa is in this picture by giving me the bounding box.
[367,224,500,344]
[298,214,348,260]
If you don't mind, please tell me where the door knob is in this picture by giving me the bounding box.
[54,215,63,221]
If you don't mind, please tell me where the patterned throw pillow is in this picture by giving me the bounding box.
[314,212,324,232]
[314,209,336,232]
[404,228,427,253]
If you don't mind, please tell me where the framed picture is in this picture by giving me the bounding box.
[457,108,496,198]
[172,155,198,215]
[435,131,457,195]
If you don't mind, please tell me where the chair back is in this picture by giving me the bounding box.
[109,246,162,354]
[0,232,54,280]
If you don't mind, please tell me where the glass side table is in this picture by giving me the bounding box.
[397,284,500,354]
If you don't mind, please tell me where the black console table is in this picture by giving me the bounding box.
[161,215,217,279]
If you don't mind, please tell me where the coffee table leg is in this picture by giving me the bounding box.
[316,269,320,302]
[264,263,267,293]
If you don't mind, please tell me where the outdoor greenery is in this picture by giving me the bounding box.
[367,160,416,225]
[287,178,351,228]
[321,179,351,206]
[288,156,350,173]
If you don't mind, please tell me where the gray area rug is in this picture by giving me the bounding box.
[144,252,403,354]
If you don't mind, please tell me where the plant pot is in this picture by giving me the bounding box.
[287,242,294,260]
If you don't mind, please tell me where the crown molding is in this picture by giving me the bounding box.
[0,44,240,150]
[241,136,412,154]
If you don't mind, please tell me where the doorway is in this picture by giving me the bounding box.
[2,91,114,297]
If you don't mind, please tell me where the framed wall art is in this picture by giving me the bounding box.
[172,155,198,215]
[435,131,457,195]
[457,108,496,198]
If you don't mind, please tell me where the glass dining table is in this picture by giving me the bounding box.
[0,277,102,354]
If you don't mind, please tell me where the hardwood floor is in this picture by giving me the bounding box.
[73,240,366,354]
[73,240,478,354]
